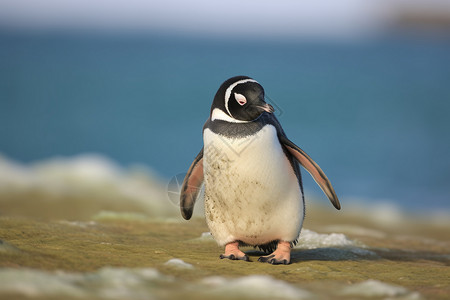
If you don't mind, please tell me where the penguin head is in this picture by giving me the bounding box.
[211,76,274,122]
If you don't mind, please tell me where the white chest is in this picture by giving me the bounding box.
[202,125,304,246]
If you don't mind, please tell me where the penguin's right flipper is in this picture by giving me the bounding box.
[180,148,204,220]
[279,136,341,210]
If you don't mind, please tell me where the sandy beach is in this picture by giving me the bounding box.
[0,208,449,300]
[0,155,448,300]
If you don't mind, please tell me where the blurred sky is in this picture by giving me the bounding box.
[1,0,450,38]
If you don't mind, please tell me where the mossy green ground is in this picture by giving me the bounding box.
[0,205,448,300]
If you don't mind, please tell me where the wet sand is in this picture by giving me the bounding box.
[0,203,448,300]
[0,155,448,299]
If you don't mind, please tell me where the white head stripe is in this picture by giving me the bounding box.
[224,79,258,117]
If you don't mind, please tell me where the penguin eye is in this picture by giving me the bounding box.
[234,93,247,106]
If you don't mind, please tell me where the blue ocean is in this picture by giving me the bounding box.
[0,32,449,213]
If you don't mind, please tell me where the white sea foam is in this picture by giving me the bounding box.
[0,267,171,299]
[343,197,409,228]
[0,155,34,189]
[340,280,423,299]
[339,198,450,232]
[0,153,177,219]
[294,229,378,260]
[164,258,194,270]
[200,275,311,299]
[89,267,168,300]
[0,268,314,300]
[322,225,387,239]
[0,268,87,298]
[297,229,356,249]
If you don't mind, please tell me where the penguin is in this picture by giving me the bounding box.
[180,76,340,265]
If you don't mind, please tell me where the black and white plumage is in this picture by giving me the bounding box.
[180,76,340,260]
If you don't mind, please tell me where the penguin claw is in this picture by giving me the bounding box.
[220,254,250,261]
[258,241,291,265]
[258,255,290,265]
[270,258,289,265]
[257,254,275,263]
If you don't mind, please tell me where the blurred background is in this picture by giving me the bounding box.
[0,0,449,216]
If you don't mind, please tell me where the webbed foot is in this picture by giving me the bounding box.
[220,241,250,262]
[220,253,250,261]
[257,241,291,265]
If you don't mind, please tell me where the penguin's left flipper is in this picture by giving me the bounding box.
[180,148,204,220]
[279,136,341,210]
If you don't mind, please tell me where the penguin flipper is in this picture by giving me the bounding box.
[279,136,341,210]
[180,148,204,220]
